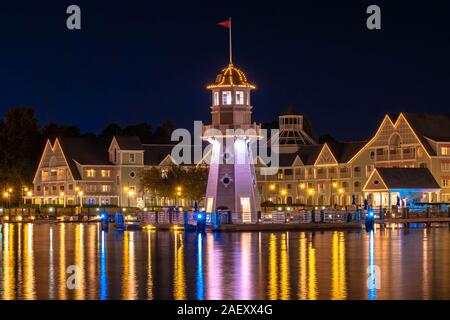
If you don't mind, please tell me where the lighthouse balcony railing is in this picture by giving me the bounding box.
[202,123,261,138]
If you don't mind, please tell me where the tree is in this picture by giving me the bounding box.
[123,122,153,143]
[0,106,42,204]
[42,122,81,142]
[182,166,209,202]
[139,165,208,205]
[152,120,175,144]
[99,123,123,140]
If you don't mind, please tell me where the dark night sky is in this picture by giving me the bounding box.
[0,0,449,141]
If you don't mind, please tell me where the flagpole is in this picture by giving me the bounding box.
[229,17,233,65]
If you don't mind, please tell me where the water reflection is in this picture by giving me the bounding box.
[268,233,278,299]
[147,231,153,300]
[0,223,450,299]
[23,224,36,299]
[367,230,377,300]
[2,224,14,299]
[280,233,290,300]
[196,233,204,300]
[122,231,137,300]
[173,231,186,300]
[100,230,107,300]
[331,231,346,300]
[298,233,318,300]
[74,224,85,300]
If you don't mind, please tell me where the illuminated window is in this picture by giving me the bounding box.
[443,179,449,187]
[129,153,135,163]
[101,185,111,192]
[222,91,232,105]
[101,170,111,177]
[236,91,244,104]
[442,147,450,156]
[214,92,219,105]
[86,169,95,177]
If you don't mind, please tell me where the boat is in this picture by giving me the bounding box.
[114,212,126,230]
[114,212,142,230]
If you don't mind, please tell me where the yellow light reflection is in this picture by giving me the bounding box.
[23,223,36,299]
[147,231,153,300]
[173,231,186,300]
[280,233,290,300]
[331,231,347,300]
[307,241,317,300]
[74,224,85,299]
[2,224,15,300]
[88,225,97,299]
[122,231,137,299]
[298,233,307,299]
[58,223,67,299]
[268,233,278,299]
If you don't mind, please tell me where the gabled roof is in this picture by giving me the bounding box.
[375,167,440,190]
[296,145,323,165]
[402,113,450,155]
[143,144,176,165]
[327,140,368,163]
[57,137,112,180]
[278,153,300,167]
[113,136,144,151]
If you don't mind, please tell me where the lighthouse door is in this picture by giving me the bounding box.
[240,197,252,223]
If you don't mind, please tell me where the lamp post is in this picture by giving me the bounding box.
[280,189,287,205]
[128,190,134,207]
[60,192,66,208]
[308,188,315,206]
[3,191,10,209]
[338,188,344,207]
[124,186,130,207]
[78,191,83,208]
[330,180,338,208]
[22,187,28,205]
[299,183,305,206]
[176,186,182,207]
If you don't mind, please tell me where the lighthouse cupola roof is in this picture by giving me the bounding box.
[207,63,255,89]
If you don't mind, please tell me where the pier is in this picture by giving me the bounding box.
[1,205,449,232]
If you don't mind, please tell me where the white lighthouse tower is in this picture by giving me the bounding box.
[202,21,261,223]
[203,63,261,223]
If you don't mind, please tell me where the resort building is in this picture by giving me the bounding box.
[257,112,450,208]
[27,111,450,209]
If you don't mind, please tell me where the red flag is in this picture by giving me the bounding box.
[217,20,230,29]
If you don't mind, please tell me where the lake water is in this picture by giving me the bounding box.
[0,223,449,300]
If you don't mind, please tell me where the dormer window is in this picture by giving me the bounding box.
[442,146,450,156]
[86,169,95,177]
[213,92,219,106]
[222,91,232,105]
[114,148,117,162]
[129,153,136,163]
[236,91,244,105]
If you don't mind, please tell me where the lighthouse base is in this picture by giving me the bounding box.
[204,139,261,224]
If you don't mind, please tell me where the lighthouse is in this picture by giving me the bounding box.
[202,20,261,223]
